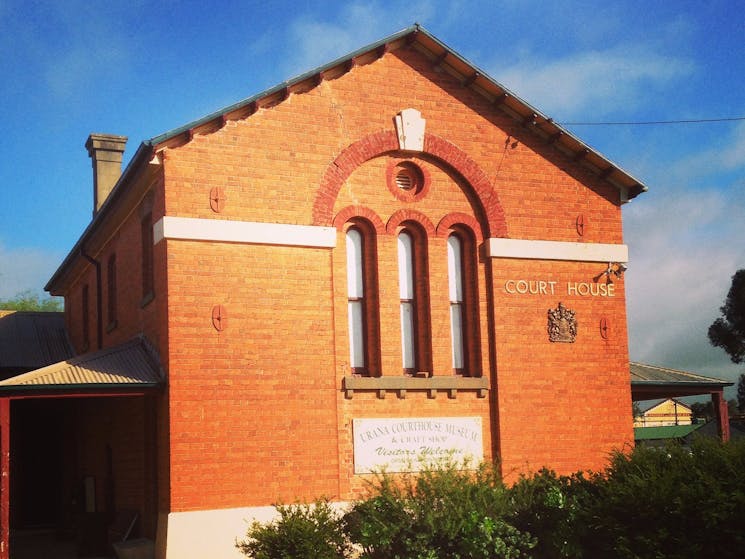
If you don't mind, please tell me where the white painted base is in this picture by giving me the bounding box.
[156,502,350,559]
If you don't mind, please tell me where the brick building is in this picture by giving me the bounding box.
[2,25,649,558]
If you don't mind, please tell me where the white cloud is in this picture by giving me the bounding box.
[3,1,134,100]
[662,121,745,186]
[279,0,436,78]
[624,187,745,391]
[491,45,694,119]
[718,120,745,170]
[0,243,64,300]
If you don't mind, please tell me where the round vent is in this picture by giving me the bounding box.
[394,162,423,193]
[386,159,429,201]
[396,169,415,190]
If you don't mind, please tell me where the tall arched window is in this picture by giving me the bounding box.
[347,228,366,372]
[447,235,465,372]
[447,227,479,375]
[107,253,117,329]
[398,231,416,372]
[397,226,431,375]
[345,222,380,376]
[81,284,90,352]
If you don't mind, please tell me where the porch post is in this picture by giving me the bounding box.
[0,398,10,559]
[712,390,730,442]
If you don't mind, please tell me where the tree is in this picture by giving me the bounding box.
[691,399,738,421]
[632,401,642,420]
[708,269,745,364]
[691,401,713,422]
[0,289,62,312]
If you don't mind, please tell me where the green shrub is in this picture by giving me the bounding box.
[236,499,349,559]
[507,468,594,559]
[343,461,536,559]
[577,437,745,559]
[236,439,745,559]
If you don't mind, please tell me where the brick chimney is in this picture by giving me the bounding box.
[85,133,128,215]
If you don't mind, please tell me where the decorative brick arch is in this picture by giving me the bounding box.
[332,205,386,234]
[312,131,508,237]
[436,213,484,242]
[386,209,436,237]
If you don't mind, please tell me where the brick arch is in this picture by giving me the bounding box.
[312,131,508,237]
[385,209,436,237]
[436,213,484,242]
[332,206,386,234]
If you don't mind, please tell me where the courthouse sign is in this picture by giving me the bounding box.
[504,279,615,297]
[353,417,483,473]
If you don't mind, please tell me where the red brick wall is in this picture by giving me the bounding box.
[153,44,632,511]
[59,41,634,516]
[164,242,339,509]
[490,259,632,477]
[73,396,146,513]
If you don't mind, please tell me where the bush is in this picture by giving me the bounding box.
[236,499,349,559]
[343,461,536,559]
[576,437,745,559]
[507,468,594,559]
[236,438,745,559]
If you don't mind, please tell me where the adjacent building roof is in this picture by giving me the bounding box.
[631,362,733,400]
[0,336,163,394]
[0,311,73,374]
[634,423,703,441]
[637,397,692,414]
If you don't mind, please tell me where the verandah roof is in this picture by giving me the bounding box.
[0,336,163,395]
[630,362,733,401]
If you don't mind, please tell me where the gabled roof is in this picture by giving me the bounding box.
[0,311,73,373]
[638,397,692,414]
[0,336,163,394]
[146,24,647,200]
[47,24,648,294]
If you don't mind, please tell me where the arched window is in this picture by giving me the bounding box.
[141,213,154,304]
[107,253,117,329]
[397,226,431,375]
[447,228,480,375]
[447,235,465,371]
[346,223,380,376]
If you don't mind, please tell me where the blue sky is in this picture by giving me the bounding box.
[1,0,744,392]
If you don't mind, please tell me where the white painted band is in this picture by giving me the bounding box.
[153,216,337,248]
[486,238,628,263]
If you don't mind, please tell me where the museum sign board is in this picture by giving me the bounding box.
[353,417,483,473]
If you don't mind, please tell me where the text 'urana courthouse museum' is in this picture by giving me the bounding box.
[3,25,668,558]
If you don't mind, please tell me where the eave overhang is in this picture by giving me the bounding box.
[45,142,160,295]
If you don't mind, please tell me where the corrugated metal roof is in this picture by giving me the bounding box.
[630,362,733,387]
[0,311,74,371]
[0,336,163,391]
